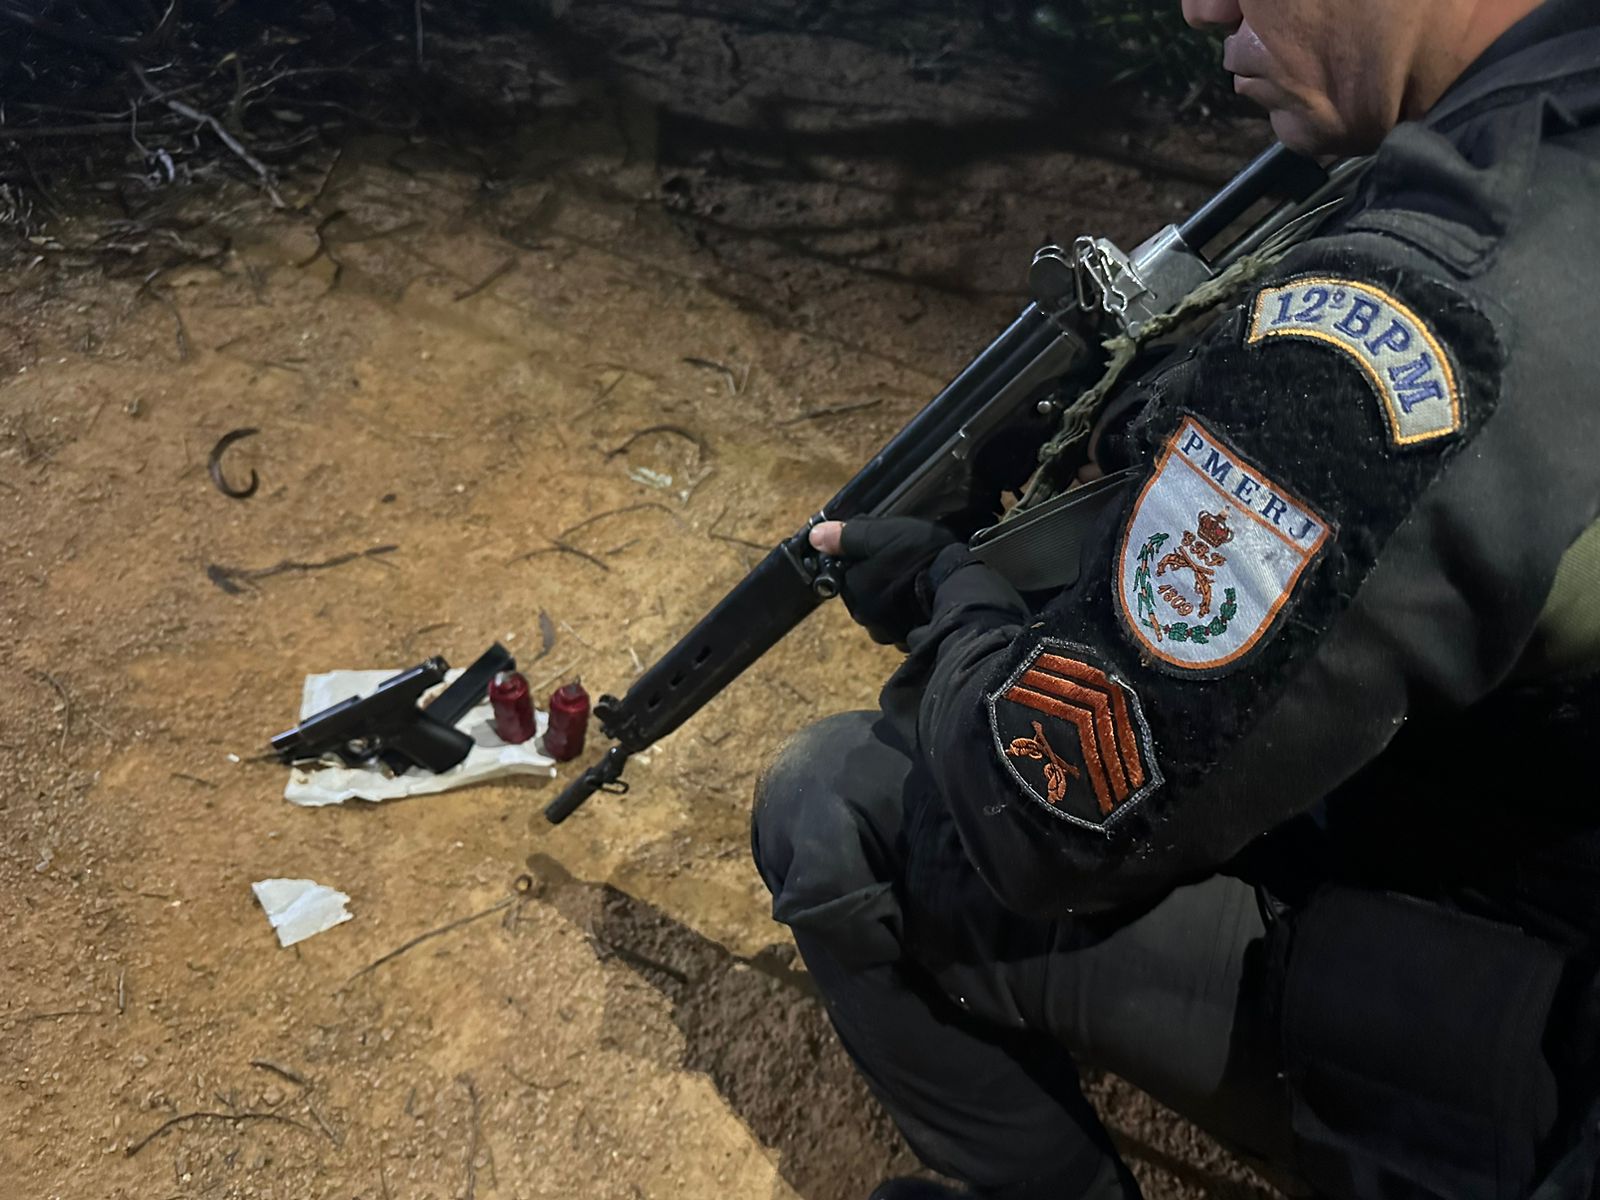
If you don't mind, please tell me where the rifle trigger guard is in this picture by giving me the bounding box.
[600,779,631,796]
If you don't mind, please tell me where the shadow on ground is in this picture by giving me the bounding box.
[528,853,1282,1200]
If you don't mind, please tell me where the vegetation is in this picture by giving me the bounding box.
[0,0,1226,229]
[1023,0,1227,99]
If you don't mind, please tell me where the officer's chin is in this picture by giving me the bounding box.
[1267,108,1375,162]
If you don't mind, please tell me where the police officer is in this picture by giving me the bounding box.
[751,2,1600,1198]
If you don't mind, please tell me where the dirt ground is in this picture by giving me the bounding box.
[2,7,1281,1199]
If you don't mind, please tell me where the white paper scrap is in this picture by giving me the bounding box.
[283,668,557,807]
[252,878,353,948]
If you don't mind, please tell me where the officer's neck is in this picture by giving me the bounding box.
[1403,0,1548,120]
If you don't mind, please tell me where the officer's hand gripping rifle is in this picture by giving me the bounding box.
[545,146,1364,823]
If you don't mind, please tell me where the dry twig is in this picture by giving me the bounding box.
[207,427,261,499]
[682,356,748,395]
[306,1098,341,1145]
[708,507,770,552]
[206,544,399,595]
[249,1060,308,1088]
[709,530,768,551]
[30,669,72,754]
[510,541,609,573]
[131,63,285,207]
[557,501,681,542]
[557,619,596,651]
[341,897,514,989]
[125,1110,309,1157]
[603,424,708,464]
[460,1075,482,1200]
[452,256,516,302]
[137,272,191,362]
[506,1067,574,1093]
[296,208,348,289]
[779,397,884,425]
[530,660,577,695]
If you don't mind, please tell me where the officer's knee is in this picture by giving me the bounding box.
[751,711,866,888]
[751,711,908,964]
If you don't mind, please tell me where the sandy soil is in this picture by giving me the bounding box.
[1,8,1281,1199]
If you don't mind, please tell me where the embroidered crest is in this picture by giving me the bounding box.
[988,642,1162,831]
[1249,276,1462,447]
[1117,416,1333,674]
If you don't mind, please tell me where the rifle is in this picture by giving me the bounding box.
[544,145,1366,824]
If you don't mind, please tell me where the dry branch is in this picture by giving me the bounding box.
[340,897,515,989]
[248,1059,308,1088]
[131,62,285,207]
[603,424,709,464]
[779,398,884,424]
[30,669,72,754]
[556,501,682,542]
[511,541,611,573]
[125,1110,310,1157]
[453,256,516,301]
[206,544,399,595]
[460,1075,482,1200]
[206,427,260,499]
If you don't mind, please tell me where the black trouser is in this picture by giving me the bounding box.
[750,711,1292,1198]
[752,712,1584,1200]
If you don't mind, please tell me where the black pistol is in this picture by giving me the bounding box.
[270,657,474,775]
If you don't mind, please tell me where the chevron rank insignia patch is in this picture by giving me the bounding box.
[1248,276,1463,446]
[1117,416,1334,675]
[988,642,1162,831]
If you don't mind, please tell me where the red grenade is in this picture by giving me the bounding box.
[544,680,590,762]
[488,670,537,745]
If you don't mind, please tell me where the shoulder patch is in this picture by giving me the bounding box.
[1248,276,1462,447]
[988,641,1162,832]
[1117,416,1334,675]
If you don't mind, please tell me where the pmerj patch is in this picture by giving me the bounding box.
[987,640,1162,832]
[1117,416,1334,675]
[1248,275,1462,446]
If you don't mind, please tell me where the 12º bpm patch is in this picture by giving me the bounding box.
[1117,416,1334,675]
[1249,276,1463,446]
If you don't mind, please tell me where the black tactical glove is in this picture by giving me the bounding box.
[834,517,960,647]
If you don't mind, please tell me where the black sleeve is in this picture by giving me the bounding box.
[879,236,1595,917]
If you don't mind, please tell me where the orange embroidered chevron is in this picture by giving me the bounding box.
[1004,656,1149,817]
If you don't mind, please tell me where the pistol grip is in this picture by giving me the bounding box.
[391,712,474,774]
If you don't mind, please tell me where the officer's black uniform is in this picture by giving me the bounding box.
[752,5,1600,1199]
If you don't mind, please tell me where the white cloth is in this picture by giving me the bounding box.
[251,878,353,947]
